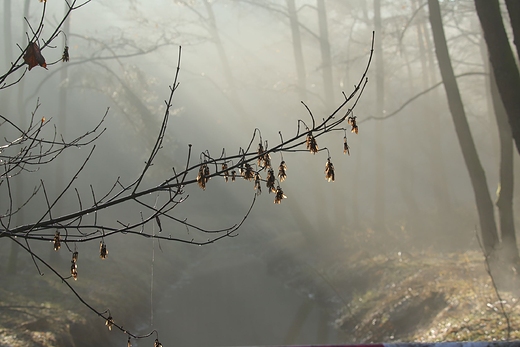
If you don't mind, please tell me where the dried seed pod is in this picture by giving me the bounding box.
[348,116,358,134]
[306,133,318,154]
[197,163,210,190]
[53,231,61,251]
[257,141,271,168]
[325,158,335,182]
[62,46,69,62]
[106,316,114,331]
[222,163,229,182]
[343,136,350,155]
[100,241,108,259]
[266,168,276,193]
[254,173,262,196]
[70,251,79,280]
[241,163,254,181]
[71,262,78,280]
[257,142,264,166]
[278,161,287,182]
[274,186,287,204]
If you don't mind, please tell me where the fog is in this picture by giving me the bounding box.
[1,0,519,346]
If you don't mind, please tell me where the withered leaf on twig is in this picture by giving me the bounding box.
[62,46,70,62]
[23,42,47,71]
[348,116,358,134]
[325,158,335,182]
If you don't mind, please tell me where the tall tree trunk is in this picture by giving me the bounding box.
[202,0,248,124]
[373,0,386,233]
[428,0,499,256]
[414,0,453,214]
[505,0,520,60]
[475,0,520,156]
[397,31,420,220]
[316,0,334,109]
[8,0,31,275]
[55,3,71,216]
[490,68,519,264]
[1,0,13,125]
[286,0,307,101]
[3,0,12,69]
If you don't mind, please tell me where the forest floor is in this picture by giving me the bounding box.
[331,250,520,343]
[0,240,184,347]
[2,235,520,346]
[264,230,520,344]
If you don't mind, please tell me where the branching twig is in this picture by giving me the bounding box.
[0,4,374,343]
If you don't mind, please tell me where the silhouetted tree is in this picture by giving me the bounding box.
[475,0,520,156]
[489,68,518,265]
[428,0,499,257]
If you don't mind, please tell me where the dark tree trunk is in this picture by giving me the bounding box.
[286,0,307,101]
[475,0,520,156]
[490,68,519,264]
[428,0,499,255]
[505,0,520,60]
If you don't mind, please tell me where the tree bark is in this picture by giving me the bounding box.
[490,68,519,264]
[286,0,307,101]
[428,0,499,255]
[505,0,520,60]
[475,0,520,156]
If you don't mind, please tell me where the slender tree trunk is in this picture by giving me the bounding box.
[397,36,420,219]
[316,0,334,109]
[16,0,31,118]
[374,0,386,233]
[286,0,307,101]
[55,3,71,216]
[202,0,248,123]
[3,0,12,69]
[490,68,519,264]
[475,0,520,156]
[479,35,499,158]
[1,0,13,126]
[505,0,520,60]
[415,0,453,213]
[428,0,499,255]
[8,0,31,275]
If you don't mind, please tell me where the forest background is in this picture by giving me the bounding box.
[1,0,520,346]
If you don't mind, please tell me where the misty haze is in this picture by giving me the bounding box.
[1,0,520,346]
